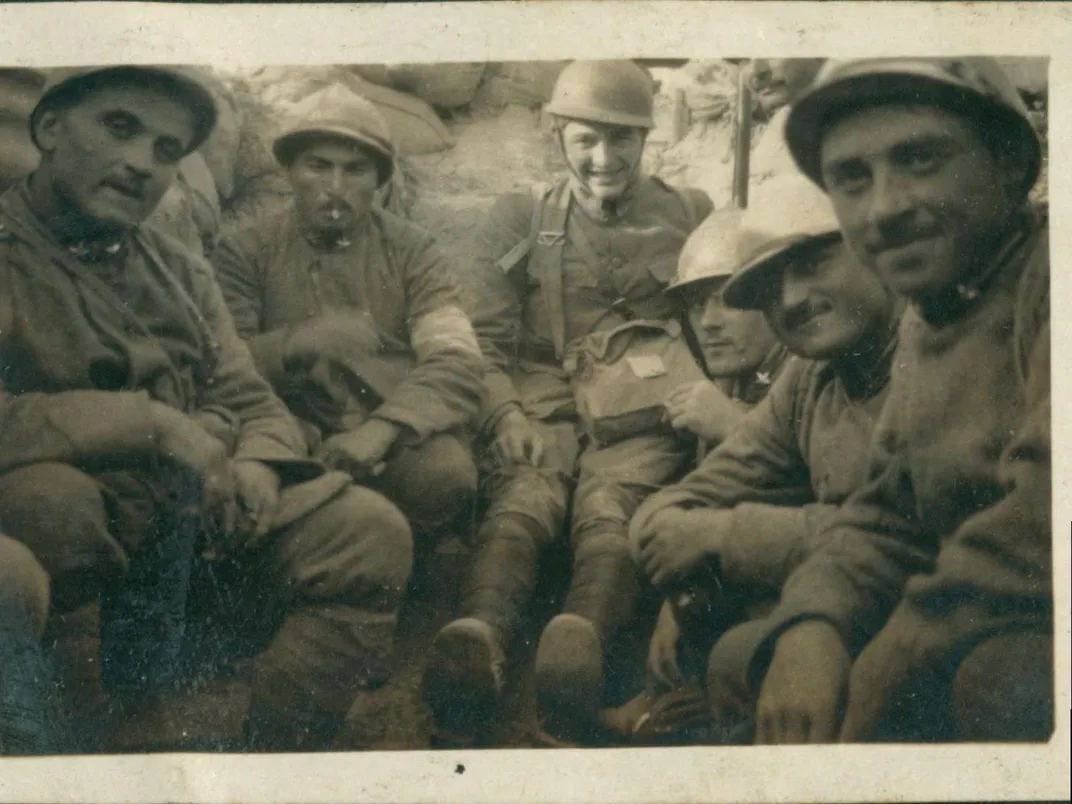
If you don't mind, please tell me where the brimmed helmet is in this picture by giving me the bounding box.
[273,83,395,185]
[546,60,655,130]
[786,57,1041,197]
[667,207,745,295]
[722,173,842,310]
[30,66,218,156]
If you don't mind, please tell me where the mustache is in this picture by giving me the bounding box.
[781,299,832,331]
[866,220,942,255]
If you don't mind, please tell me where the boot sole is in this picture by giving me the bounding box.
[422,625,503,743]
[534,616,603,741]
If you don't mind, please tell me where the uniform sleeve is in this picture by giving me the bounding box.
[899,319,1051,659]
[462,193,535,434]
[629,360,838,588]
[744,368,935,689]
[210,225,292,390]
[186,255,309,464]
[0,262,161,474]
[370,224,485,440]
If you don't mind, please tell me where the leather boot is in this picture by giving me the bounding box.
[422,618,506,747]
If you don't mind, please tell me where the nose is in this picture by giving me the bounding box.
[328,167,346,193]
[867,168,915,229]
[590,139,612,169]
[700,294,726,330]
[120,138,155,177]
[779,271,811,312]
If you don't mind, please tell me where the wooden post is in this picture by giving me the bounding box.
[731,65,753,209]
[670,88,688,146]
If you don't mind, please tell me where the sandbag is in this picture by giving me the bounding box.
[348,76,455,154]
[476,61,569,109]
[0,69,46,191]
[385,62,487,110]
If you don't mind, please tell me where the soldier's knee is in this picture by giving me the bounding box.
[392,436,477,529]
[0,463,122,587]
[282,487,413,607]
[0,463,107,542]
[952,632,1054,741]
[0,536,51,636]
[485,468,568,538]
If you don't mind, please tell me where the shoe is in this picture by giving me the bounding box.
[421,618,505,746]
[533,614,603,744]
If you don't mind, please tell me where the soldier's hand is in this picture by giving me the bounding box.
[493,409,545,467]
[151,403,239,538]
[755,620,851,744]
[232,460,281,545]
[284,310,381,370]
[664,381,745,445]
[637,507,729,588]
[319,418,401,480]
[648,600,685,692]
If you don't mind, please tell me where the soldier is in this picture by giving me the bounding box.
[0,66,412,753]
[422,60,713,746]
[738,58,1051,743]
[622,173,900,742]
[212,84,483,552]
[662,206,785,452]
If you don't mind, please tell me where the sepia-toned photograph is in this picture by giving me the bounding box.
[0,2,1067,802]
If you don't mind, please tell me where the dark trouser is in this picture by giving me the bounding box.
[704,621,1055,744]
[0,461,412,751]
[368,431,477,547]
[462,420,692,646]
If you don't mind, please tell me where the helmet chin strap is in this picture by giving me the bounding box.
[555,124,647,221]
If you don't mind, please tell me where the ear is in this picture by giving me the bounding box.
[32,107,63,155]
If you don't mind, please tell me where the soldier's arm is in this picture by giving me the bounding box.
[211,226,293,391]
[631,359,838,586]
[370,225,485,440]
[0,265,162,473]
[185,254,309,464]
[744,375,934,690]
[463,192,535,434]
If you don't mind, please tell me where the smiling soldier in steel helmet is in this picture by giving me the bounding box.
[0,66,414,753]
[422,60,714,748]
[613,173,899,744]
[743,58,1051,744]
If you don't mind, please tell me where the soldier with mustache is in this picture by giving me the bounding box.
[422,60,713,746]
[614,173,900,743]
[213,84,485,556]
[737,58,1051,744]
[0,67,413,753]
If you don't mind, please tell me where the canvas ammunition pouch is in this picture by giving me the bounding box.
[497,178,700,442]
[565,318,706,447]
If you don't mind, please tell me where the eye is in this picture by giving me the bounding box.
[345,161,376,176]
[897,143,948,176]
[154,137,185,165]
[826,161,872,197]
[100,111,140,141]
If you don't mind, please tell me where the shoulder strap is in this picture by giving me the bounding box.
[533,180,571,358]
[494,181,555,275]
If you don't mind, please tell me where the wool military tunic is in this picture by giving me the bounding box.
[212,205,484,442]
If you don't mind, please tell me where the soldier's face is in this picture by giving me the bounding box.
[34,82,195,229]
[750,59,824,116]
[560,120,645,201]
[761,240,894,361]
[686,282,779,378]
[820,104,1023,305]
[287,139,380,235]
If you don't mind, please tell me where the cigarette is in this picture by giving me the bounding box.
[331,209,341,220]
